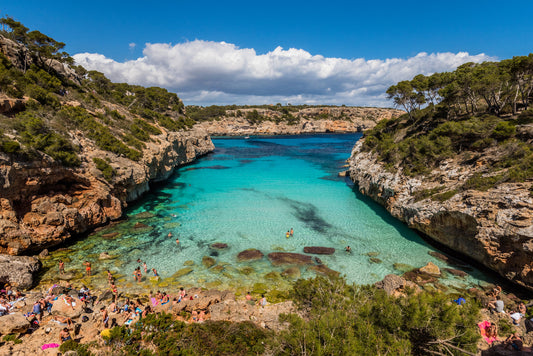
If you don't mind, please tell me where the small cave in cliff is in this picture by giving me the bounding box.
[36,177,90,197]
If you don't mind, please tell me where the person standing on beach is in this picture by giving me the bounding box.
[83,261,91,276]
[59,260,65,275]
[290,228,294,237]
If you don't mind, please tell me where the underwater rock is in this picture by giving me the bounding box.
[252,283,268,294]
[369,257,382,264]
[365,252,380,257]
[314,257,322,265]
[308,264,340,278]
[210,251,219,257]
[237,249,264,262]
[403,270,438,285]
[202,256,216,268]
[393,263,413,273]
[58,272,76,280]
[133,222,152,229]
[428,251,449,263]
[99,252,115,260]
[303,246,335,255]
[281,267,301,279]
[183,260,195,266]
[211,243,228,249]
[268,252,313,266]
[444,268,468,277]
[171,267,194,279]
[211,265,225,274]
[102,232,119,239]
[264,271,281,280]
[419,262,441,276]
[239,266,255,275]
[134,212,156,219]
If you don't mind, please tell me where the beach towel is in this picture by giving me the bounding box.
[478,321,497,344]
[41,343,59,350]
[151,298,159,307]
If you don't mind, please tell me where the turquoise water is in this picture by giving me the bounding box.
[42,134,494,293]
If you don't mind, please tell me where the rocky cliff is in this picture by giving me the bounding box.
[0,32,214,258]
[194,107,403,135]
[0,127,213,256]
[348,140,533,291]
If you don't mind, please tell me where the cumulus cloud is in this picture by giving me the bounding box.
[73,40,494,106]
[129,42,136,50]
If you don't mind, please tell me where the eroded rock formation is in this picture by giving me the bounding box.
[0,128,214,256]
[348,140,533,290]
[194,107,404,135]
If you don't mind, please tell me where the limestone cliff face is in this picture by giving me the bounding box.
[348,141,533,290]
[195,107,403,135]
[0,128,213,255]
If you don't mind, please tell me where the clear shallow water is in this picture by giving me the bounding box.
[41,134,495,294]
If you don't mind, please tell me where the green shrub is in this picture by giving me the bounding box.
[280,276,480,356]
[93,157,115,182]
[0,139,21,153]
[2,334,22,344]
[59,339,91,355]
[517,109,533,125]
[14,112,80,166]
[492,121,516,140]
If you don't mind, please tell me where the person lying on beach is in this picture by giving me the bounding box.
[52,315,74,328]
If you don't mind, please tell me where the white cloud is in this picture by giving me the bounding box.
[73,40,495,106]
[129,42,136,50]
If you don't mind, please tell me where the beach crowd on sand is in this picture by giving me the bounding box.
[1,256,533,354]
[0,257,281,354]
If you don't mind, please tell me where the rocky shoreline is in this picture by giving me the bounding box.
[0,128,214,288]
[194,107,403,136]
[348,140,533,291]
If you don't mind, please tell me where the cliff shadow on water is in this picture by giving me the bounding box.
[348,181,532,298]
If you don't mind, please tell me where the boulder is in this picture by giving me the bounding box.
[428,251,449,263]
[267,252,313,266]
[419,262,441,276]
[303,246,335,255]
[50,295,84,318]
[0,254,41,290]
[202,256,216,268]
[51,285,70,295]
[0,313,31,335]
[211,243,228,249]
[375,274,406,295]
[38,249,49,258]
[308,265,340,278]
[99,252,114,260]
[237,249,264,262]
[281,267,301,279]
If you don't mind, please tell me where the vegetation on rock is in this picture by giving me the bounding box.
[364,55,533,197]
[0,16,193,168]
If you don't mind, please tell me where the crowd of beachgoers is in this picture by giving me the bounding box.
[1,258,532,354]
[0,258,270,353]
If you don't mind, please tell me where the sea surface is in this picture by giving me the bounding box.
[41,134,495,295]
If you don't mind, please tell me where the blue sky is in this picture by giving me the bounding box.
[1,1,532,106]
